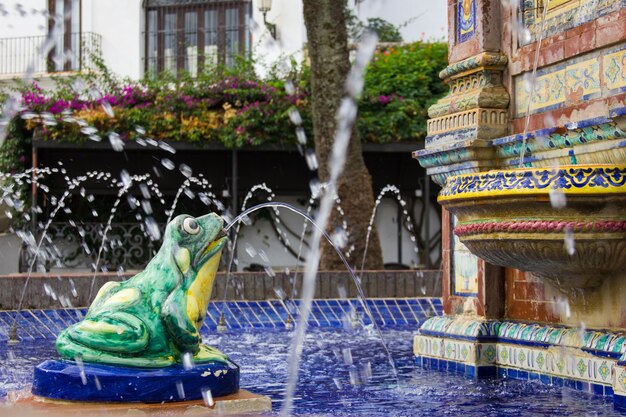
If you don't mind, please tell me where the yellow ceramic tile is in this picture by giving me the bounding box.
[528,69,566,112]
[603,49,626,91]
[565,59,601,96]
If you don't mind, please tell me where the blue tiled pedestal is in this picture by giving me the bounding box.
[32,359,240,403]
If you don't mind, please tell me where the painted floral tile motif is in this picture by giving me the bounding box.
[603,49,626,92]
[457,0,476,43]
[515,44,626,117]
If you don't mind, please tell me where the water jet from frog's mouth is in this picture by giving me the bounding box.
[224,201,398,380]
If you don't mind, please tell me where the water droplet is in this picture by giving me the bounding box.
[182,352,194,370]
[80,126,97,135]
[295,127,307,145]
[139,184,150,199]
[161,159,175,170]
[309,178,321,198]
[179,164,192,178]
[549,188,567,209]
[331,227,348,249]
[264,266,276,278]
[258,249,269,263]
[176,381,185,399]
[564,227,576,255]
[288,107,302,125]
[158,141,176,154]
[120,170,132,188]
[333,377,342,390]
[141,200,153,215]
[101,102,114,117]
[274,287,286,300]
[244,243,257,258]
[145,217,161,241]
[284,80,295,95]
[305,149,318,171]
[201,388,214,407]
[348,368,360,385]
[342,348,353,365]
[184,188,195,200]
[108,132,124,152]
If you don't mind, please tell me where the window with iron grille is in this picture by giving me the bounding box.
[145,0,252,77]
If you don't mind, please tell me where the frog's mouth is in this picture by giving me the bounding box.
[195,228,228,268]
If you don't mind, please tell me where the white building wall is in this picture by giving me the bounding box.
[0,0,48,38]
[250,0,306,76]
[0,0,49,77]
[354,1,448,41]
[86,0,144,80]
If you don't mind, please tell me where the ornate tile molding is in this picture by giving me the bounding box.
[425,52,509,147]
[415,317,626,403]
[521,0,624,46]
[414,52,509,186]
[515,43,626,117]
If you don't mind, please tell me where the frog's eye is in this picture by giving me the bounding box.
[182,217,200,235]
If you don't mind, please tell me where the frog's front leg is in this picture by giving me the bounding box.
[59,311,149,355]
[162,290,200,354]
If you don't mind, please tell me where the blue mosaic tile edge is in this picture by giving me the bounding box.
[416,356,615,396]
[0,298,442,341]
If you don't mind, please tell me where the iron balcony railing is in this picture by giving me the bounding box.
[0,32,102,76]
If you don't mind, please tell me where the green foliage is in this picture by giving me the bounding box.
[344,5,403,43]
[364,18,403,42]
[0,41,448,174]
[359,42,448,143]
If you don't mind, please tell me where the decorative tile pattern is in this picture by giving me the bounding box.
[452,215,479,296]
[520,0,622,45]
[457,0,476,43]
[439,166,626,202]
[419,316,500,339]
[416,319,626,397]
[515,43,626,117]
[603,48,626,91]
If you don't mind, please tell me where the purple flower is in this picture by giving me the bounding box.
[379,95,391,105]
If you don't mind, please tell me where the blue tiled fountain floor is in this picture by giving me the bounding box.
[0,298,443,342]
[0,298,622,416]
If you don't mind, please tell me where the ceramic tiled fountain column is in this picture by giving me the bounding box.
[413,0,626,406]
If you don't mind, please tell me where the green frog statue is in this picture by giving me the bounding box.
[56,213,229,368]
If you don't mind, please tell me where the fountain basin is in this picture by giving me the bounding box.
[32,359,239,403]
[439,165,626,289]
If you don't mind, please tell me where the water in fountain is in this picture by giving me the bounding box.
[10,170,109,342]
[278,30,383,416]
[360,184,421,275]
[224,200,397,390]
[221,183,274,305]
[87,173,159,302]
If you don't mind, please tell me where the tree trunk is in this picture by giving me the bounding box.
[302,0,383,270]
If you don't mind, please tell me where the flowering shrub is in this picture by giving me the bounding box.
[0,41,447,174]
[360,41,448,143]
